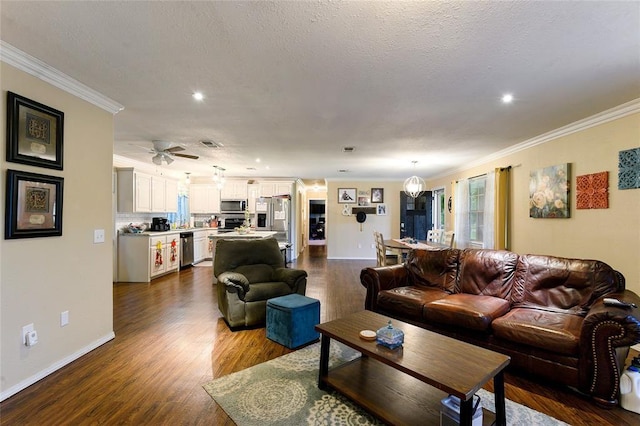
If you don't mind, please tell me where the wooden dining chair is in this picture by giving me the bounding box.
[373,231,400,266]
[426,229,443,243]
[442,230,455,248]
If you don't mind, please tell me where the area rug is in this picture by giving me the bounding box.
[203,342,569,426]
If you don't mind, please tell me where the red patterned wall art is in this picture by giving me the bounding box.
[576,171,609,209]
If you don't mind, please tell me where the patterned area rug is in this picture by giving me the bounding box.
[203,342,569,426]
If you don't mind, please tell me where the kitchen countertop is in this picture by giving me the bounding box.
[208,231,277,238]
[120,228,223,236]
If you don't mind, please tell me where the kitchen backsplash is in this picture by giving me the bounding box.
[115,213,157,233]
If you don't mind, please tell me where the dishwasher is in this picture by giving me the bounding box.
[180,232,194,269]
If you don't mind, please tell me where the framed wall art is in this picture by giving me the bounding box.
[371,188,384,203]
[529,163,570,218]
[6,91,64,170]
[376,203,387,215]
[5,169,64,239]
[338,188,356,204]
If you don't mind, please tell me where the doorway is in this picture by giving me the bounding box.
[399,191,433,240]
[308,199,326,245]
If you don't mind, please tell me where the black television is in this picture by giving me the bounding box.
[310,203,325,214]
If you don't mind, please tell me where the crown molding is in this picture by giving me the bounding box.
[431,98,640,180]
[0,41,124,114]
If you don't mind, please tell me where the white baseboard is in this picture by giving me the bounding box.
[0,331,115,402]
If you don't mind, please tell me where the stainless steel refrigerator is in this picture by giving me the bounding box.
[255,195,290,244]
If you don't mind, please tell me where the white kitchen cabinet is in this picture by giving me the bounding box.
[118,232,181,282]
[117,168,178,213]
[193,229,208,264]
[247,183,260,213]
[151,176,166,212]
[221,181,247,199]
[165,234,180,271]
[189,184,220,214]
[165,178,179,212]
[259,181,292,197]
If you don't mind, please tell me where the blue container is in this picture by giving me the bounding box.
[266,294,320,349]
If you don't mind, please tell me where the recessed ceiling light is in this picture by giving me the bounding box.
[501,93,514,104]
[255,158,261,163]
[193,92,204,101]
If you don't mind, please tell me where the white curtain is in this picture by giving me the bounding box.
[454,178,470,248]
[483,170,496,250]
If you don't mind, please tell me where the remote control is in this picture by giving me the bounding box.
[603,298,637,308]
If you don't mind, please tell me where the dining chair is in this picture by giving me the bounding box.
[442,230,455,248]
[373,231,400,266]
[426,229,443,243]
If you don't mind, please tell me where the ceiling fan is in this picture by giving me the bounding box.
[149,140,199,165]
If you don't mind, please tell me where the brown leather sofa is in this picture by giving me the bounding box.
[360,248,640,407]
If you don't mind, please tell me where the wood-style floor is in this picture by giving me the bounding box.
[1,245,639,425]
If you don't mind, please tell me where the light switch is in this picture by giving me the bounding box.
[93,229,105,244]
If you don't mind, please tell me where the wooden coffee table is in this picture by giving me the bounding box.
[315,310,510,426]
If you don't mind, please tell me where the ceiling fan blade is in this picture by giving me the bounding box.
[164,146,185,153]
[173,153,199,160]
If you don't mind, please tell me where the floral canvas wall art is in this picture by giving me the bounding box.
[529,163,570,218]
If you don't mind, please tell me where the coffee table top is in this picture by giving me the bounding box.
[316,310,510,401]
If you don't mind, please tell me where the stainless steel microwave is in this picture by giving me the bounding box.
[220,199,247,213]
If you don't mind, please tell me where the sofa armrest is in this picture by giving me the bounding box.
[360,264,409,311]
[218,272,251,300]
[273,268,308,293]
[579,290,640,406]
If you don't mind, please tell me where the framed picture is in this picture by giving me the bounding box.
[529,163,570,218]
[6,91,64,170]
[357,196,370,206]
[371,188,384,203]
[338,188,356,204]
[5,169,64,239]
[376,203,387,215]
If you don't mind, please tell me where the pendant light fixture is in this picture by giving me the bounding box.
[403,161,425,198]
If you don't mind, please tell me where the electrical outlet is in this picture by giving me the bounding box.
[371,243,375,249]
[358,243,362,249]
[61,311,69,327]
[22,323,34,346]
[93,229,105,244]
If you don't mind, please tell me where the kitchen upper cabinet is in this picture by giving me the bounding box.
[220,181,247,199]
[247,183,260,213]
[165,179,178,212]
[151,176,166,212]
[259,181,292,197]
[189,184,221,214]
[117,168,178,213]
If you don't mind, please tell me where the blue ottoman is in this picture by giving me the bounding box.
[266,294,320,349]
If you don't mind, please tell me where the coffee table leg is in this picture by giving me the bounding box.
[494,371,506,426]
[318,334,330,390]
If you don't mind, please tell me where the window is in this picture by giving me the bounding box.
[432,188,445,230]
[468,176,486,243]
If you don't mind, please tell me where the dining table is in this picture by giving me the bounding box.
[383,238,450,263]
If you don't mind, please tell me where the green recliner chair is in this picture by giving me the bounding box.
[214,238,308,328]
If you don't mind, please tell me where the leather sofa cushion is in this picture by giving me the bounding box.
[492,308,582,356]
[244,282,294,302]
[457,249,518,298]
[405,249,459,293]
[511,254,619,314]
[377,286,448,322]
[424,294,510,332]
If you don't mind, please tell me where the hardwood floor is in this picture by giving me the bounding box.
[1,245,639,425]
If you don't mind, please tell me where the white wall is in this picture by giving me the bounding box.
[1,63,115,400]
[327,181,404,259]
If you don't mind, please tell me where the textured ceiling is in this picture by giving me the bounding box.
[1,1,639,183]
